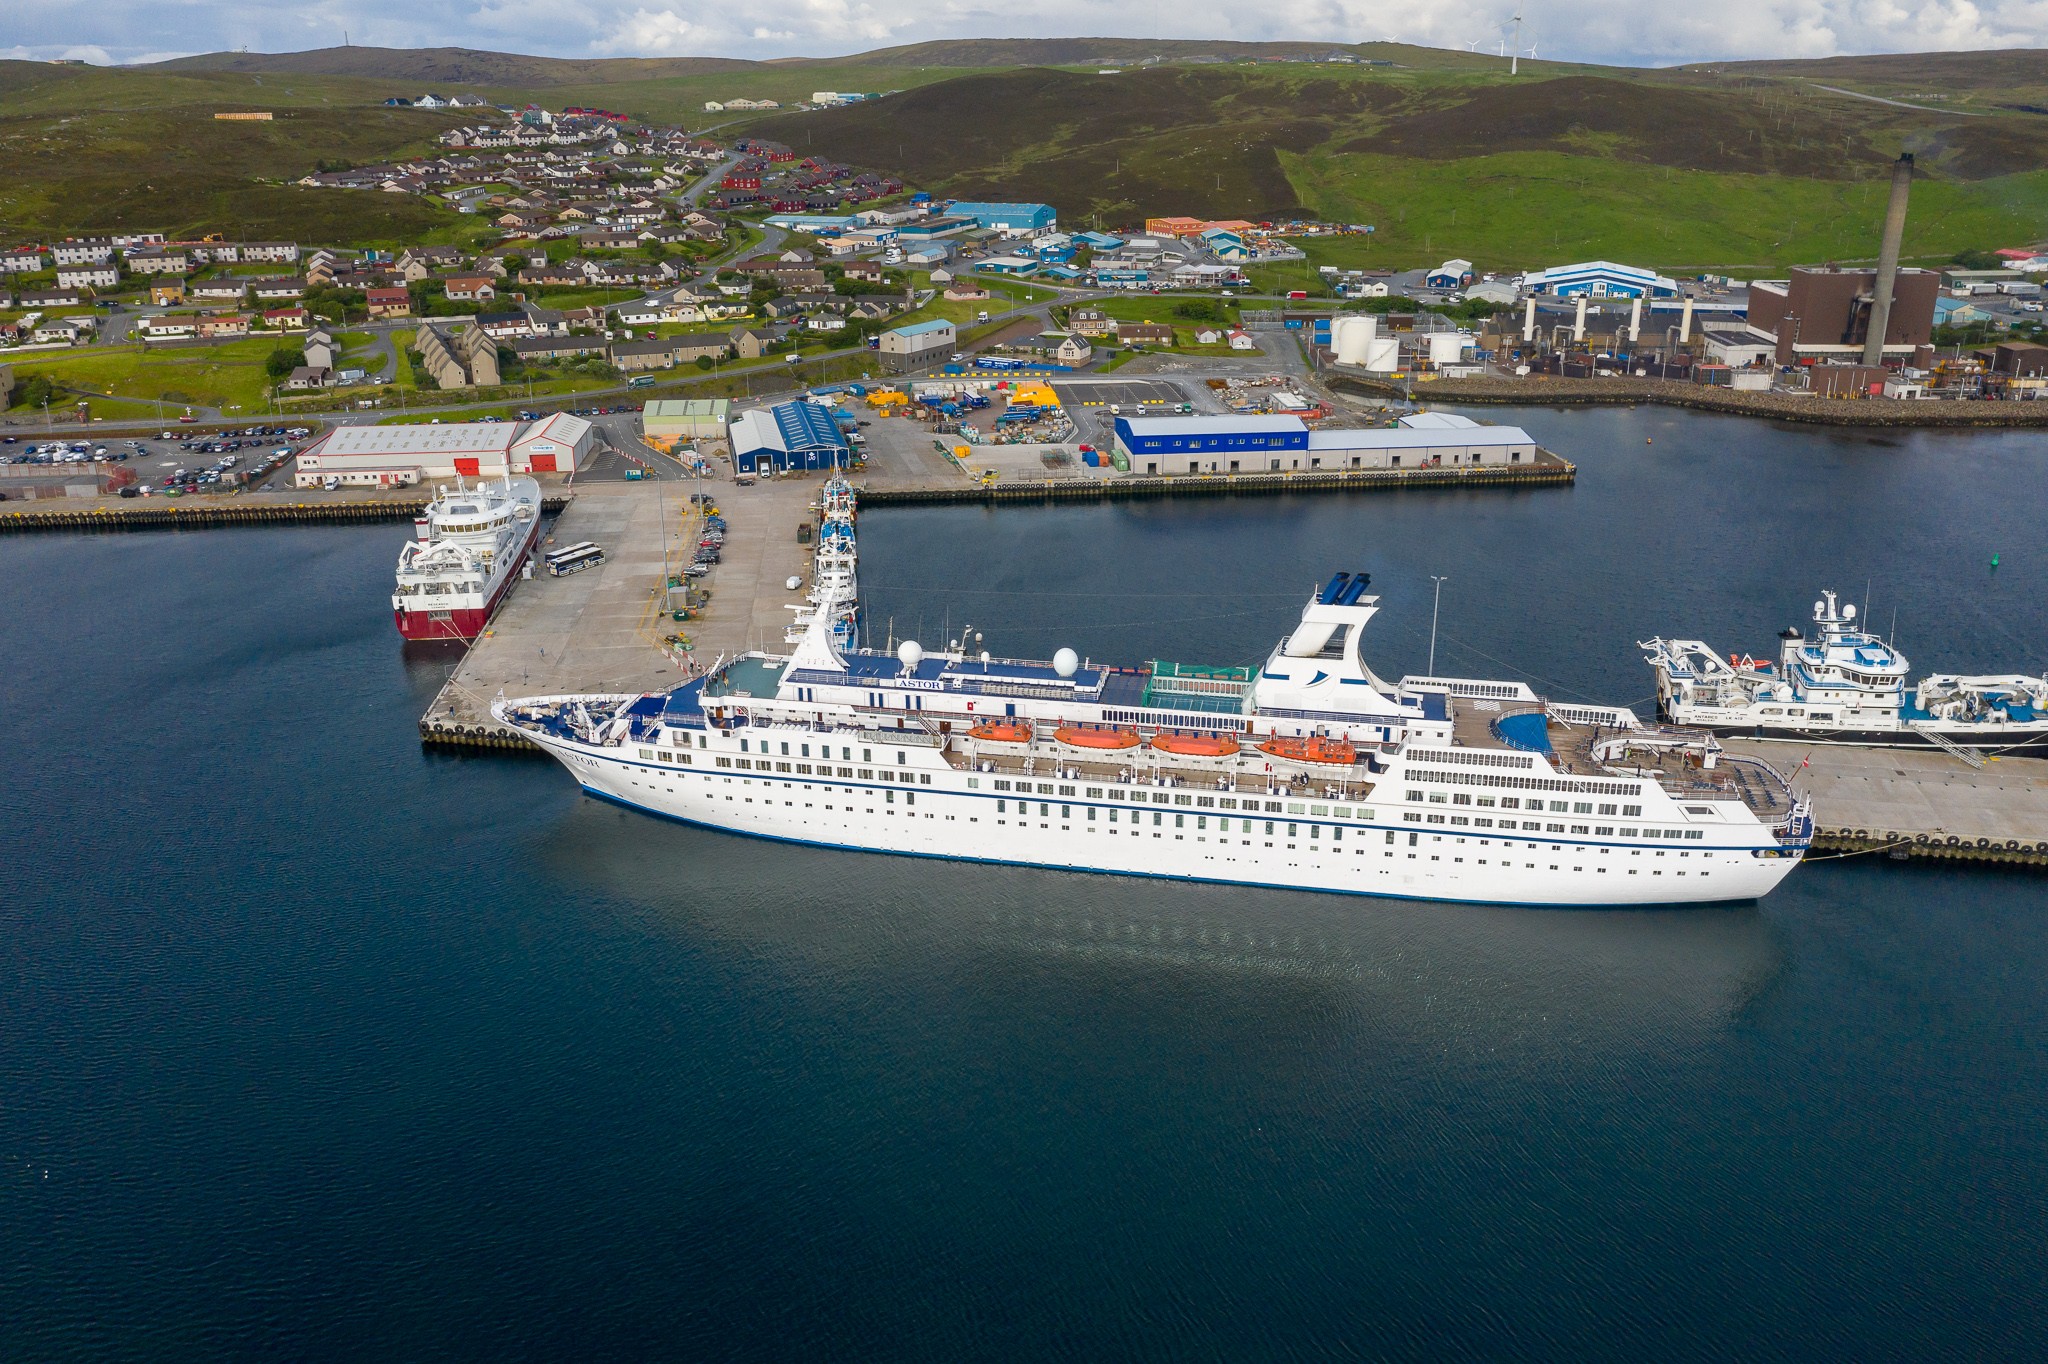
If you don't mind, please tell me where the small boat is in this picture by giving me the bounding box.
[1055,724,1141,750]
[969,719,1035,743]
[1148,730,1241,757]
[1257,735,1357,766]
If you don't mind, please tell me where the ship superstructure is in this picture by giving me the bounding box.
[1644,589,2048,752]
[497,571,1811,907]
[392,476,542,641]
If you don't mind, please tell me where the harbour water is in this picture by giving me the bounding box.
[3,405,2046,1358]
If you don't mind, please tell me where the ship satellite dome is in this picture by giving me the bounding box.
[1053,647,1079,678]
[1844,604,1857,620]
[898,640,924,669]
[980,651,991,665]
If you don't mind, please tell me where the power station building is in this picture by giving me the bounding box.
[1746,265,1940,364]
[1112,413,1537,475]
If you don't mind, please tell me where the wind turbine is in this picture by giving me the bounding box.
[1509,11,1523,75]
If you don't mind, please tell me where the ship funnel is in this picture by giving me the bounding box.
[1320,571,1351,604]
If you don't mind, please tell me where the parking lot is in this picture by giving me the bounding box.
[0,425,313,497]
[1050,379,1191,411]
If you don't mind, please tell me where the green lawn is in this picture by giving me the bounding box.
[10,338,298,412]
[1282,151,2048,275]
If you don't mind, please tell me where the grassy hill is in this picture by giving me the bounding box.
[8,41,2048,270]
[740,60,2048,270]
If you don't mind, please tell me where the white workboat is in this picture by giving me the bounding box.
[1644,589,2048,753]
[497,573,1811,907]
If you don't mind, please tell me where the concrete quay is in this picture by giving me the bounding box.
[419,474,822,749]
[1721,739,2048,867]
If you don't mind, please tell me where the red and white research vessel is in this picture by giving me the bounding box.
[391,476,542,641]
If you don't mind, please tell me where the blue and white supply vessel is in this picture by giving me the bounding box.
[1644,589,2048,753]
[497,572,1813,907]
[785,475,858,649]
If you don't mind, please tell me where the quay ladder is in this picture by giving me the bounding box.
[1909,720,1987,769]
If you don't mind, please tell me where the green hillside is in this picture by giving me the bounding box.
[6,41,2048,267]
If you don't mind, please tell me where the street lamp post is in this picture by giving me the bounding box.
[1428,575,1448,676]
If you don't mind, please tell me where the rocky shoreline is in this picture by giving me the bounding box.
[1327,371,2048,428]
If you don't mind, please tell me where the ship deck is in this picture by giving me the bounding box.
[940,744,1378,804]
[1449,698,1797,822]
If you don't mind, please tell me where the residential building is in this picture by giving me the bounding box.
[0,247,47,274]
[877,318,956,369]
[366,287,413,319]
[55,264,118,290]
[50,238,115,267]
[1069,307,1113,337]
[415,321,501,388]
[1115,322,1174,346]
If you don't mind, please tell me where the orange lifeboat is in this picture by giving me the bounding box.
[1148,730,1241,757]
[1055,724,1141,750]
[969,719,1035,743]
[1257,735,1357,766]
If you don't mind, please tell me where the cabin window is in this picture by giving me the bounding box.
[1623,805,1642,817]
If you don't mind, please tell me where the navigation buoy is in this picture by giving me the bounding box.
[1646,437,1653,444]
[1993,554,2002,569]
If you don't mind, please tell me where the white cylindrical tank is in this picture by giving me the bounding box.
[1363,336,1400,372]
[1427,331,1469,365]
[1331,314,1378,365]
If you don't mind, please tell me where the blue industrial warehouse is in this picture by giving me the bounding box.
[944,201,1057,233]
[728,400,853,474]
[1112,414,1538,474]
[1518,260,1681,299]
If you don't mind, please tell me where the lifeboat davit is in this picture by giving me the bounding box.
[1148,730,1241,757]
[1257,735,1357,766]
[969,719,1035,743]
[1055,724,1141,750]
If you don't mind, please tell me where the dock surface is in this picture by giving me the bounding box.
[1721,739,2048,865]
[421,475,819,746]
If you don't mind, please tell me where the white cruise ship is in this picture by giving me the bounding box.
[496,573,1813,907]
[1644,589,2048,753]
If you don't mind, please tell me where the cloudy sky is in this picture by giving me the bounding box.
[6,0,2043,68]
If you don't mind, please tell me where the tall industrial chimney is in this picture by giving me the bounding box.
[1863,153,1914,367]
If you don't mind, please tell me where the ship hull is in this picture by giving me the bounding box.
[528,734,1804,909]
[1659,709,2048,754]
[393,512,540,642]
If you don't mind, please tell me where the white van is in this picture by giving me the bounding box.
[322,474,340,491]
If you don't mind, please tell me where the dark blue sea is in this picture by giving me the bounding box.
[4,405,2046,1360]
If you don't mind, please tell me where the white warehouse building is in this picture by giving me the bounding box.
[294,414,592,487]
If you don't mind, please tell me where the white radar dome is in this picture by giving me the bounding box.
[1053,647,1080,678]
[1844,604,1857,620]
[898,640,925,669]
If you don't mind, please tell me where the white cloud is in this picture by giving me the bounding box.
[8,0,2048,67]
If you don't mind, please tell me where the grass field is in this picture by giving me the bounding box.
[10,338,295,412]
[1283,152,2048,274]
